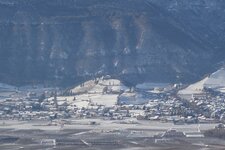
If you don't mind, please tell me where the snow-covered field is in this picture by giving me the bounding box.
[65,78,174,107]
[0,119,217,133]
[87,94,118,107]
[55,92,147,109]
[66,78,130,107]
[54,94,119,108]
[136,82,170,90]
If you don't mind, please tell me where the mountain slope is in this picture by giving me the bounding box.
[179,68,225,95]
[0,0,224,85]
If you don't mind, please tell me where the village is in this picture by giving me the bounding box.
[1,75,225,149]
[0,75,225,126]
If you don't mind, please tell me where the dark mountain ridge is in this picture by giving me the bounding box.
[0,0,224,86]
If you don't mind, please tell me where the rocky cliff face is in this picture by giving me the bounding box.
[0,0,224,85]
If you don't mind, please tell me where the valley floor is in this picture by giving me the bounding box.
[0,119,224,150]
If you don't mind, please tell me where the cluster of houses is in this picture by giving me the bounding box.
[0,79,225,126]
[189,91,225,123]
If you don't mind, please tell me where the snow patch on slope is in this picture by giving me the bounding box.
[179,68,225,94]
[178,77,209,94]
[70,78,129,94]
[204,68,225,89]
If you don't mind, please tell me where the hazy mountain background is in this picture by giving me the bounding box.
[0,0,224,86]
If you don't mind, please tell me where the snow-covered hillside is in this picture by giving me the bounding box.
[204,68,225,91]
[67,77,173,107]
[70,78,129,95]
[67,78,129,107]
[179,68,225,95]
